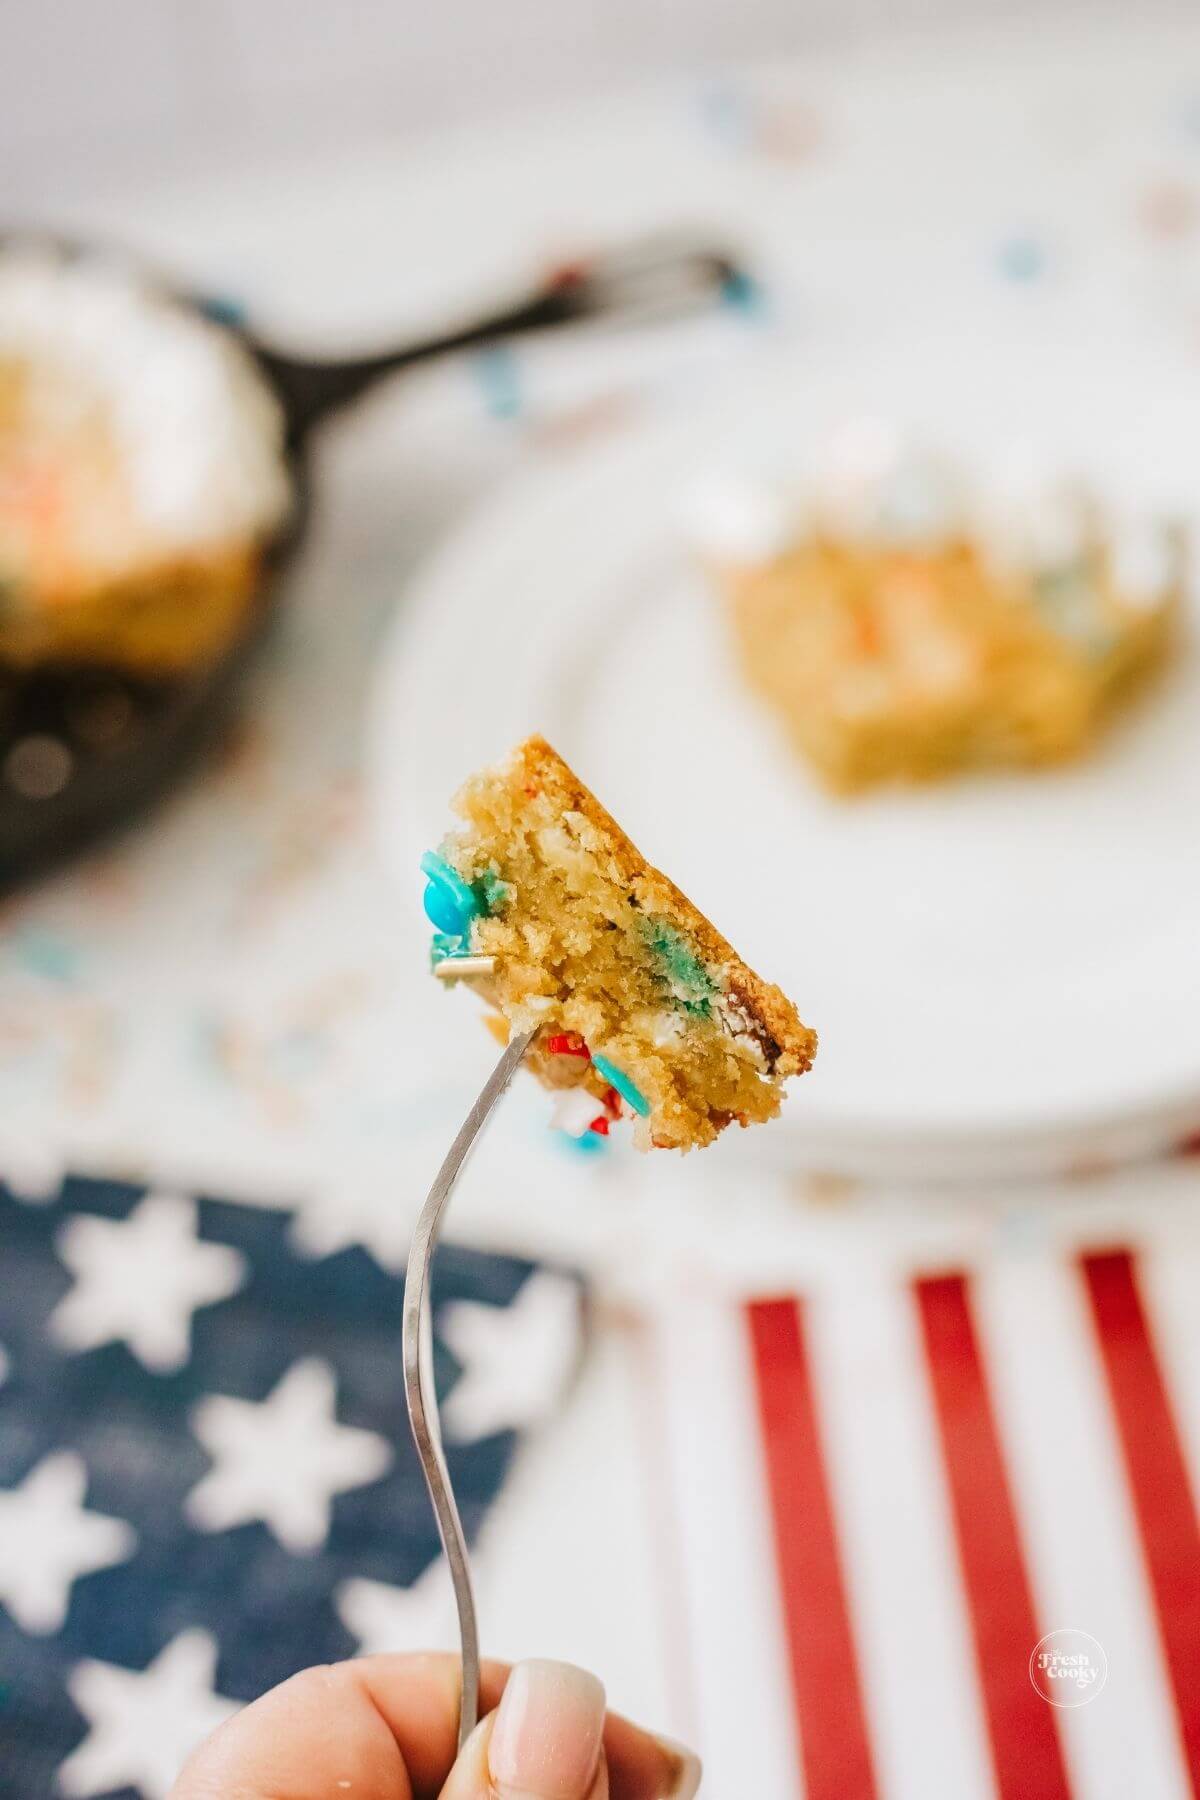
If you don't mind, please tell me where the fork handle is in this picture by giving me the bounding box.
[402,1027,537,1749]
[252,237,745,444]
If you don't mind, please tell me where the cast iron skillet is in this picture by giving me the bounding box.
[0,234,745,890]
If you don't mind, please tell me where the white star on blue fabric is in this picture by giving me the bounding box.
[440,1270,582,1443]
[0,1451,136,1635]
[0,1129,65,1204]
[336,1558,456,1656]
[50,1193,247,1372]
[58,1629,237,1800]
[287,1175,415,1273]
[185,1356,393,1553]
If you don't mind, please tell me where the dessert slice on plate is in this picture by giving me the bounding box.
[422,734,816,1150]
[691,431,1184,793]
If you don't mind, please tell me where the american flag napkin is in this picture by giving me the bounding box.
[0,1172,584,1800]
[639,1176,1200,1800]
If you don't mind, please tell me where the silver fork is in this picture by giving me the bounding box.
[402,1026,538,1750]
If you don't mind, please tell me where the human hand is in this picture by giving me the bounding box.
[171,1652,700,1799]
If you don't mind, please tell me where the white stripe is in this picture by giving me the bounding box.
[654,1290,803,1799]
[808,1271,998,1800]
[974,1252,1191,1800]
[1137,1235,1200,1509]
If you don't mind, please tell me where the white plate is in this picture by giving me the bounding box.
[369,328,1200,1178]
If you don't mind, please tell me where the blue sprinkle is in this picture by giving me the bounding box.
[556,1128,608,1156]
[475,346,523,420]
[420,851,479,937]
[196,292,247,329]
[429,933,466,968]
[997,235,1047,283]
[699,81,754,150]
[720,268,765,317]
[592,1054,650,1117]
[14,928,79,984]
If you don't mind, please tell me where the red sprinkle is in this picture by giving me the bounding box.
[602,1086,622,1115]
[544,1034,590,1058]
[588,1116,610,1136]
[546,260,588,292]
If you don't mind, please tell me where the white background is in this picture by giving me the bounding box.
[7,0,1110,211]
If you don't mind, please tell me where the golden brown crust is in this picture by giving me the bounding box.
[718,538,1181,793]
[490,735,817,1076]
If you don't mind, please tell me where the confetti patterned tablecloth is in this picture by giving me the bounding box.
[6,15,1200,1221]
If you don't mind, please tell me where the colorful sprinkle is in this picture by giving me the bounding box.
[557,1128,607,1157]
[544,1033,591,1058]
[475,345,523,420]
[196,292,248,329]
[591,1054,650,1117]
[551,1086,607,1139]
[721,268,765,316]
[645,921,716,1015]
[420,851,479,937]
[699,81,755,151]
[477,868,512,912]
[433,955,496,981]
[588,1115,610,1136]
[996,235,1047,283]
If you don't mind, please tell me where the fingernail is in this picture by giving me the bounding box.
[653,1732,703,1797]
[489,1658,606,1799]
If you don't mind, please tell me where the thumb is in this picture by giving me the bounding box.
[441,1659,608,1800]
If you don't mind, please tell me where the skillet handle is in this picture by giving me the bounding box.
[250,237,749,444]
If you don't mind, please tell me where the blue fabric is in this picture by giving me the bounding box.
[0,1173,576,1799]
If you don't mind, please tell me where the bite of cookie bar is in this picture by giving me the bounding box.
[422,735,816,1151]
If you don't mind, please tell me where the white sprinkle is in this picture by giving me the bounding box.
[433,956,495,981]
[550,1088,604,1138]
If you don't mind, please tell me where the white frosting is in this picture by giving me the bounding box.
[974,447,1095,574]
[817,418,965,546]
[0,247,291,557]
[688,423,1183,606]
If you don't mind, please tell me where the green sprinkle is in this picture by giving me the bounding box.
[643,920,716,1014]
[476,867,512,912]
[592,1053,650,1117]
[429,933,466,968]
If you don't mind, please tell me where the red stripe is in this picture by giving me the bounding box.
[745,1296,879,1800]
[1081,1248,1200,1789]
[914,1273,1070,1800]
